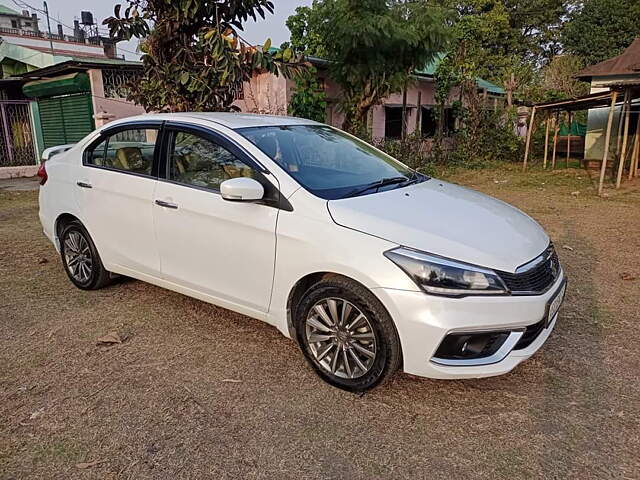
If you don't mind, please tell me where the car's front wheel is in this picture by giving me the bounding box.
[295,276,402,392]
[59,220,112,290]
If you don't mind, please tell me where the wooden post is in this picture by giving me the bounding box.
[615,90,628,156]
[416,91,422,136]
[598,91,618,196]
[566,111,572,168]
[616,89,632,188]
[401,85,408,140]
[630,119,640,180]
[551,112,559,169]
[522,106,536,171]
[543,114,551,169]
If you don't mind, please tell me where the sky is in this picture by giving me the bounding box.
[3,0,312,60]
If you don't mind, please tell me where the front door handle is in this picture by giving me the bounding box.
[155,200,179,209]
[76,181,92,189]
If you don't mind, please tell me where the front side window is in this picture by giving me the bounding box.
[238,125,422,200]
[87,127,158,176]
[169,131,256,191]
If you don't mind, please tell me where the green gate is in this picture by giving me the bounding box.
[38,93,94,149]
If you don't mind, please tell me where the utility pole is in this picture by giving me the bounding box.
[43,1,55,56]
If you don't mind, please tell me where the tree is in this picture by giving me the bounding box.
[539,54,589,99]
[563,0,640,66]
[443,0,571,68]
[501,0,570,63]
[288,67,327,122]
[104,0,307,112]
[286,0,450,134]
[286,6,327,58]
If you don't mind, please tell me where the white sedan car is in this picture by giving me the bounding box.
[38,113,566,391]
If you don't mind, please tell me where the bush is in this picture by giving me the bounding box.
[372,135,438,176]
[288,67,327,122]
[372,108,523,174]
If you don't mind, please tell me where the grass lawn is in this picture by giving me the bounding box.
[1,164,639,479]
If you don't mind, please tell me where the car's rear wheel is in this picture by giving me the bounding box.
[59,220,111,290]
[295,276,402,392]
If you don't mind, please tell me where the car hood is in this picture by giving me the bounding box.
[327,179,549,273]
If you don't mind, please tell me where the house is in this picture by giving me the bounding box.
[20,59,144,150]
[0,3,126,175]
[0,4,119,80]
[575,38,640,164]
[523,39,640,194]
[0,4,38,33]
[237,52,505,140]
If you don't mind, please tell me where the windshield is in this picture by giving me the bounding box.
[237,125,425,199]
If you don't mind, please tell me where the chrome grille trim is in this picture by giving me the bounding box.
[497,244,561,295]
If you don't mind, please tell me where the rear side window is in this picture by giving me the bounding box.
[87,128,158,176]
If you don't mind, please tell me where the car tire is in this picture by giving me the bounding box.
[59,220,112,290]
[295,276,402,392]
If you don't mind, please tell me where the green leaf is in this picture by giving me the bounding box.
[263,38,272,52]
[179,72,189,85]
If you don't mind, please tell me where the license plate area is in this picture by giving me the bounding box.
[545,280,566,327]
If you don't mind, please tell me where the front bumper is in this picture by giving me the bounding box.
[373,273,565,379]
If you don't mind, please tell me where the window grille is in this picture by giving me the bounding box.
[102,69,141,98]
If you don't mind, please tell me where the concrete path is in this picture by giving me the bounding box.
[0,176,40,191]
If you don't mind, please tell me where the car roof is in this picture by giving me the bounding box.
[105,112,321,130]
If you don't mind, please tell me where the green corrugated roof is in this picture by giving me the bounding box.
[414,53,447,76]
[476,77,505,95]
[0,3,21,15]
[416,53,505,95]
[65,56,142,66]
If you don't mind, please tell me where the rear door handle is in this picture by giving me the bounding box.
[155,200,179,209]
[76,181,92,189]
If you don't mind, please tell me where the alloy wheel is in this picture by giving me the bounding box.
[305,297,377,379]
[64,231,93,284]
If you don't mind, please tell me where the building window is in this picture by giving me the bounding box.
[420,106,456,137]
[421,107,437,137]
[11,20,18,28]
[102,69,142,98]
[444,107,456,134]
[384,107,403,139]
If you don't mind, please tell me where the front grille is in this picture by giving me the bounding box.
[497,244,560,294]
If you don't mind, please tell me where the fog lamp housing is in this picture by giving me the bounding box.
[431,329,524,366]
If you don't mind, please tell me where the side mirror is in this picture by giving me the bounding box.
[220,177,264,202]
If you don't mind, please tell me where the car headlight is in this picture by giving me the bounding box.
[384,247,508,297]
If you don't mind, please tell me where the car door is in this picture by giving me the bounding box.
[76,122,162,277]
[152,123,281,314]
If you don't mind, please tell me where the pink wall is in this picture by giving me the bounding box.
[234,73,292,115]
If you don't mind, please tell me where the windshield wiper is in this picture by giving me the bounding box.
[341,176,409,198]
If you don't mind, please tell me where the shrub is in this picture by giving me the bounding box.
[372,107,523,174]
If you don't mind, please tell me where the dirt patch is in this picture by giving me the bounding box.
[1,165,639,479]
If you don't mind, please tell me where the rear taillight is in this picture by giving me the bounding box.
[37,161,47,185]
